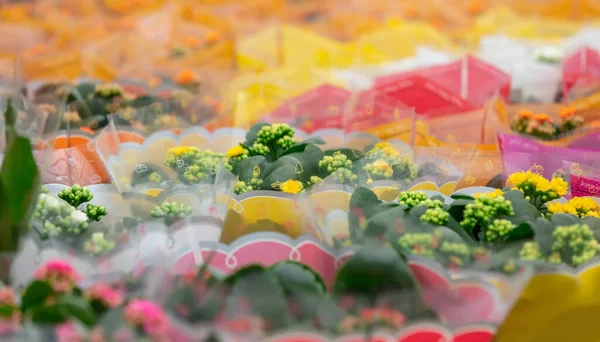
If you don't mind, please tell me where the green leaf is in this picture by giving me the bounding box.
[446,216,477,245]
[131,95,162,108]
[21,281,54,311]
[505,195,540,225]
[430,195,447,203]
[349,187,383,235]
[4,98,16,144]
[583,217,600,242]
[233,156,267,181]
[502,190,526,201]
[31,304,69,324]
[299,137,326,145]
[447,199,474,225]
[300,145,325,182]
[349,187,381,210]
[333,241,418,300]
[314,298,346,332]
[450,194,475,200]
[69,83,96,102]
[365,206,405,237]
[0,134,40,252]
[59,295,97,327]
[532,217,555,253]
[503,222,535,242]
[4,98,16,127]
[279,139,324,159]
[269,261,326,320]
[96,307,125,333]
[550,213,580,227]
[0,304,15,318]
[225,265,290,329]
[261,163,298,189]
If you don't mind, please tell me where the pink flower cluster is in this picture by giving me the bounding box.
[0,287,16,306]
[55,321,84,342]
[34,260,80,293]
[0,286,20,335]
[124,299,169,340]
[86,283,123,308]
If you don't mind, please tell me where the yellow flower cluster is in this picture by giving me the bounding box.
[374,141,399,157]
[474,189,504,199]
[507,171,568,197]
[227,145,245,158]
[168,146,199,156]
[280,180,303,194]
[548,197,600,218]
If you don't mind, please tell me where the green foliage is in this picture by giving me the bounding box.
[0,100,40,256]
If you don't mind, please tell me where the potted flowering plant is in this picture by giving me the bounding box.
[163,241,434,338]
[32,80,212,133]
[346,169,600,270]
[0,259,174,341]
[30,185,118,257]
[146,122,438,196]
[510,107,585,141]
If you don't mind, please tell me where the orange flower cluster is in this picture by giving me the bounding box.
[511,106,584,141]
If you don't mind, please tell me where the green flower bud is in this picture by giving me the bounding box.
[485,219,516,242]
[151,202,192,225]
[460,196,514,231]
[58,185,94,208]
[420,207,450,226]
[85,204,107,222]
[551,224,600,266]
[398,233,435,257]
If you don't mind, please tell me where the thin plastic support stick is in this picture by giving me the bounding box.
[480,98,491,145]
[410,108,416,147]
[461,55,468,100]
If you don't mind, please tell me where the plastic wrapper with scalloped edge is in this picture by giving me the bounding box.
[138,230,505,341]
[499,134,600,182]
[291,187,536,324]
[10,170,236,288]
[151,229,528,339]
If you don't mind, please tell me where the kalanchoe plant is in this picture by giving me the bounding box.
[164,241,434,337]
[20,260,97,327]
[547,197,600,218]
[34,80,206,132]
[520,222,600,267]
[31,185,115,258]
[150,123,437,196]
[510,107,585,141]
[344,187,475,269]
[506,171,568,209]
[363,142,416,182]
[0,286,20,334]
[33,185,108,237]
[165,147,230,185]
